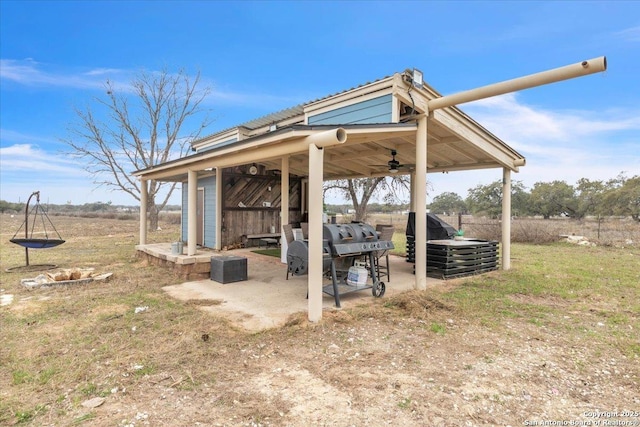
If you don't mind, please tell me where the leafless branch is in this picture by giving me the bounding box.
[63,68,212,228]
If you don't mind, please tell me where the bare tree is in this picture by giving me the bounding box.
[65,69,212,230]
[324,176,410,221]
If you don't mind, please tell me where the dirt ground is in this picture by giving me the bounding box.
[1,215,639,426]
[81,311,639,427]
[5,289,639,427]
[110,312,640,426]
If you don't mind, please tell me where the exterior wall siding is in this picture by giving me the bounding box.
[196,137,237,153]
[181,175,217,248]
[308,94,392,125]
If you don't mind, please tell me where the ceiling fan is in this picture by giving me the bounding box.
[371,150,414,173]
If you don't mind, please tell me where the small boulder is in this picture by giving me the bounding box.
[81,397,105,408]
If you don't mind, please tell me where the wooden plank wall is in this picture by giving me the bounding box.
[221,165,302,247]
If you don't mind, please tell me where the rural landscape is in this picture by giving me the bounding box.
[1,211,638,426]
[1,3,638,426]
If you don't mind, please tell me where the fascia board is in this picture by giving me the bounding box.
[191,129,241,152]
[304,77,395,117]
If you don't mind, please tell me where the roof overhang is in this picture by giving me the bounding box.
[134,116,524,182]
[132,68,532,183]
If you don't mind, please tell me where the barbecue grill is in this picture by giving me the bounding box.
[405,212,457,263]
[405,212,499,278]
[287,223,394,307]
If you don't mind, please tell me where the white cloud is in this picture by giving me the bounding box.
[0,143,87,175]
[0,141,183,206]
[614,26,640,42]
[83,68,124,76]
[463,93,640,157]
[0,59,302,112]
[0,143,99,204]
[422,94,640,200]
[0,58,118,90]
[201,79,306,109]
[0,129,61,146]
[465,93,639,142]
[0,143,37,156]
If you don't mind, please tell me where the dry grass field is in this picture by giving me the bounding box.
[1,214,639,426]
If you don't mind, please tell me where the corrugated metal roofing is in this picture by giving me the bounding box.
[239,105,305,130]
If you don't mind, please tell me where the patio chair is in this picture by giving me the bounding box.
[300,222,309,239]
[374,226,394,281]
[283,224,294,245]
[283,224,295,280]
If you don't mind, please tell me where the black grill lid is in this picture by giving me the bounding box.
[405,212,457,240]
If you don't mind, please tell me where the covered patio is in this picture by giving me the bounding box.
[134,57,606,322]
[157,247,440,331]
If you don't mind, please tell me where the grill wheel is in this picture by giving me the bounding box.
[372,281,385,297]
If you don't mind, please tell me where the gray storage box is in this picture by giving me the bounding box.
[210,256,247,284]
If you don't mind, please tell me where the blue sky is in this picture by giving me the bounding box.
[1,1,638,206]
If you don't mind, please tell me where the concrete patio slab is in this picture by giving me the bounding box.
[163,248,442,332]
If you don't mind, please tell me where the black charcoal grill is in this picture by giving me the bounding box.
[287,223,394,307]
[405,212,457,263]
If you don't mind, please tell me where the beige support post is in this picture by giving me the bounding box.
[308,144,324,322]
[409,171,416,212]
[139,178,147,245]
[280,156,290,264]
[187,170,198,256]
[501,168,512,270]
[307,128,348,322]
[215,167,223,250]
[415,114,428,290]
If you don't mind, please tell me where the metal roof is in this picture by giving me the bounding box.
[239,105,304,130]
[193,73,396,144]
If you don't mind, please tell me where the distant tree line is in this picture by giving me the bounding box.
[429,173,640,221]
[323,172,639,222]
[4,173,636,222]
[324,202,410,215]
[0,200,181,215]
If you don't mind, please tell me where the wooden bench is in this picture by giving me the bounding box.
[242,233,281,248]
